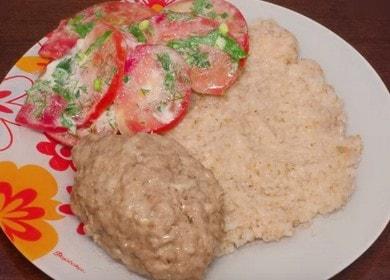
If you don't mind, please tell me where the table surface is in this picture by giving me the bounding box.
[0,0,389,279]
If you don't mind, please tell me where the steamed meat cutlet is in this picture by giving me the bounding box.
[71,134,224,280]
[168,20,363,255]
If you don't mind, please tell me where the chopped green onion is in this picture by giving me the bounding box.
[94,78,103,92]
[215,36,226,50]
[123,75,130,83]
[168,29,246,65]
[218,23,229,35]
[69,15,94,38]
[85,31,112,56]
[192,0,214,16]
[139,20,150,31]
[129,24,146,43]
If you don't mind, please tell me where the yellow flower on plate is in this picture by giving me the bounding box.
[0,161,63,261]
[16,56,49,74]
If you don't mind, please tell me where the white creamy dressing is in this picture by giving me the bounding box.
[153,103,177,124]
[140,64,177,124]
[40,38,86,81]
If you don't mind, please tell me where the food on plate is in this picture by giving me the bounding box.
[135,13,219,43]
[169,20,363,254]
[14,0,363,278]
[164,0,249,52]
[115,45,191,134]
[167,28,247,95]
[129,0,249,95]
[46,106,118,146]
[16,23,126,133]
[162,0,249,95]
[71,134,224,280]
[39,1,156,60]
[18,0,249,145]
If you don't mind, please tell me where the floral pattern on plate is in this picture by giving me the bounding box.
[0,162,63,260]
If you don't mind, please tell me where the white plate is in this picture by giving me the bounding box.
[0,1,389,279]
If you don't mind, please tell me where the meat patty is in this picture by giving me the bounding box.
[70,134,224,280]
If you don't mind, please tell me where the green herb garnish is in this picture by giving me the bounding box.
[85,30,112,56]
[165,10,195,21]
[69,15,94,38]
[157,53,176,94]
[192,0,214,16]
[167,29,246,66]
[64,103,80,116]
[164,72,175,93]
[139,20,150,31]
[157,52,172,72]
[123,75,130,84]
[26,80,51,117]
[129,24,147,43]
[60,114,76,133]
[57,58,73,73]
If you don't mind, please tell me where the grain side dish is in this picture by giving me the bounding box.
[169,20,363,254]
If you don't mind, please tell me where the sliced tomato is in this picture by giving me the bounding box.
[164,0,249,51]
[17,23,126,133]
[39,20,80,61]
[189,45,238,95]
[81,27,126,128]
[16,95,68,132]
[162,0,248,95]
[211,0,249,52]
[115,45,191,134]
[39,1,156,60]
[46,106,119,147]
[147,13,219,43]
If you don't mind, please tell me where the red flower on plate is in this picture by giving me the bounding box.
[0,75,33,152]
[58,186,85,235]
[36,134,76,172]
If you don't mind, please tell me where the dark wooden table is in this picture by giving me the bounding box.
[0,0,389,279]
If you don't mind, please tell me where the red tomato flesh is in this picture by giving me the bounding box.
[39,1,156,60]
[164,0,248,51]
[163,0,249,95]
[115,44,191,134]
[17,23,126,133]
[148,13,219,43]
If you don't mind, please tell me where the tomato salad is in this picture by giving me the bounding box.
[39,1,156,60]
[17,0,249,146]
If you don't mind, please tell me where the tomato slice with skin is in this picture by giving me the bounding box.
[162,0,248,95]
[46,105,119,147]
[17,23,126,133]
[146,13,219,43]
[189,45,239,95]
[115,44,191,134]
[39,1,156,60]
[164,0,249,52]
